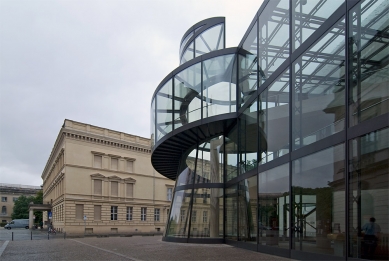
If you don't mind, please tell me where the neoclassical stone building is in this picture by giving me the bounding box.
[42,119,174,234]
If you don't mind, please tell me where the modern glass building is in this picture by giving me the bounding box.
[150,0,389,260]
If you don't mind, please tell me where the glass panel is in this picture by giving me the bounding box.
[151,98,155,148]
[292,144,345,257]
[226,124,238,181]
[174,63,202,128]
[203,54,236,118]
[180,42,194,65]
[238,176,257,243]
[293,0,344,51]
[239,100,258,175]
[165,189,192,238]
[156,80,173,141]
[225,185,238,240]
[258,163,289,248]
[180,32,194,55]
[195,24,224,57]
[293,18,345,150]
[239,22,258,107]
[258,0,289,81]
[195,137,224,184]
[349,0,389,127]
[349,128,389,260]
[176,148,197,186]
[190,188,223,238]
[259,69,290,164]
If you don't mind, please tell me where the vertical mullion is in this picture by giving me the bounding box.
[289,0,294,254]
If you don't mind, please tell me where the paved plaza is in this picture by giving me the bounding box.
[0,234,297,261]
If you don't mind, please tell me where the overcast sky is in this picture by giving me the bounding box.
[0,0,262,186]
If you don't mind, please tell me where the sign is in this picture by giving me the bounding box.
[83,215,87,221]
[48,211,52,219]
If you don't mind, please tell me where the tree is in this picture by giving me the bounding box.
[11,190,43,224]
[11,195,34,219]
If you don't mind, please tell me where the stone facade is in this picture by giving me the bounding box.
[0,184,41,223]
[42,119,174,234]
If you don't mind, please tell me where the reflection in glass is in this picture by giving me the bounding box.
[349,128,388,260]
[191,188,223,238]
[258,163,289,248]
[238,176,257,242]
[156,80,173,141]
[259,69,290,164]
[240,100,258,175]
[258,0,289,81]
[203,54,236,118]
[226,124,238,181]
[225,185,238,240]
[176,149,197,186]
[239,22,258,108]
[166,189,193,238]
[174,63,202,128]
[292,144,345,257]
[349,0,389,126]
[293,18,345,150]
[195,137,224,184]
[180,42,194,65]
[195,24,224,57]
[292,0,344,51]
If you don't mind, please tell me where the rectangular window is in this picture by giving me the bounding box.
[203,211,207,223]
[94,205,101,221]
[111,206,118,220]
[127,161,133,172]
[1,197,7,202]
[167,187,172,201]
[12,197,18,202]
[94,155,102,168]
[192,210,196,223]
[111,158,118,170]
[75,204,83,220]
[141,207,147,221]
[154,208,160,221]
[180,210,185,222]
[126,183,133,198]
[111,182,118,196]
[94,180,102,195]
[126,207,133,221]
[1,206,6,215]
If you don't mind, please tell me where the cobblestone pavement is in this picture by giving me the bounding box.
[0,235,298,261]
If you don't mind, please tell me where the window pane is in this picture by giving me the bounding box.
[349,0,389,126]
[293,18,345,150]
[349,128,388,260]
[180,42,194,65]
[226,124,238,181]
[258,0,289,81]
[238,176,257,242]
[240,100,258,175]
[94,155,102,168]
[195,24,224,57]
[174,63,201,128]
[111,182,118,196]
[165,189,192,238]
[111,158,118,170]
[225,185,238,240]
[126,183,133,198]
[292,144,345,256]
[94,180,102,195]
[258,163,289,248]
[293,0,344,51]
[195,137,224,184]
[260,69,290,164]
[156,80,173,141]
[202,54,236,118]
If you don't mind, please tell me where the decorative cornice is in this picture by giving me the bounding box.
[108,175,122,181]
[124,157,136,161]
[124,177,136,183]
[108,154,121,158]
[90,173,106,179]
[91,151,106,155]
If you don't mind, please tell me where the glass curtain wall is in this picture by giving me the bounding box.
[258,163,289,248]
[156,80,173,142]
[349,128,389,260]
[292,18,346,150]
[259,70,290,164]
[349,0,389,127]
[238,176,257,243]
[292,144,345,257]
[195,24,224,58]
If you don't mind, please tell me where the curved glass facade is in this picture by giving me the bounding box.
[151,1,389,260]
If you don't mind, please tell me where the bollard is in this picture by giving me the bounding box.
[31,231,32,240]
[12,232,13,241]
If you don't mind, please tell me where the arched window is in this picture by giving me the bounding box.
[1,206,6,214]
